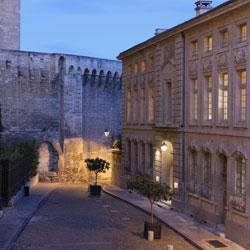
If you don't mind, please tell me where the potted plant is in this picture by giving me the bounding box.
[128,178,174,239]
[85,157,110,196]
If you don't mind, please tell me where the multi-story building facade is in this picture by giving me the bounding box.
[118,1,250,248]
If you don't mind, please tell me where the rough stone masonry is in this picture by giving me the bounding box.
[0,0,122,184]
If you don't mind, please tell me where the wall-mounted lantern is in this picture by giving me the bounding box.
[161,142,167,151]
[104,129,110,137]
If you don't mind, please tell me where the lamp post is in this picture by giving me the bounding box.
[104,129,110,138]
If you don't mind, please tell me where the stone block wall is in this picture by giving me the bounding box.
[0,0,20,50]
[0,49,122,184]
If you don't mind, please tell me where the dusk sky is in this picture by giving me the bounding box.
[21,0,226,60]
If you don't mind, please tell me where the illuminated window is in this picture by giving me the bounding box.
[140,88,145,122]
[240,70,247,121]
[204,36,213,52]
[240,23,247,42]
[192,79,198,121]
[219,73,228,121]
[189,150,198,194]
[128,65,132,76]
[207,76,212,120]
[191,40,198,56]
[165,82,172,123]
[134,63,139,74]
[221,30,228,48]
[148,86,154,122]
[141,60,146,73]
[134,90,138,122]
[235,158,246,196]
[127,90,131,122]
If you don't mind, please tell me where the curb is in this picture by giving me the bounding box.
[103,186,204,250]
[2,186,56,250]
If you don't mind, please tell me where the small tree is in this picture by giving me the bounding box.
[85,158,110,185]
[128,178,174,224]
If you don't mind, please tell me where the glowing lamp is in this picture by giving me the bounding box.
[161,142,167,151]
[104,129,109,137]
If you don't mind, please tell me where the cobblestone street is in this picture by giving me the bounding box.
[11,184,197,250]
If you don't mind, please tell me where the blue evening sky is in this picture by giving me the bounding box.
[21,0,226,60]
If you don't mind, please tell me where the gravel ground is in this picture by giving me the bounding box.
[12,184,197,250]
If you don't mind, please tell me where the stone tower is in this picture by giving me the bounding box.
[0,0,20,50]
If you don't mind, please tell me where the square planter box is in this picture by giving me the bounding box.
[144,221,162,239]
[90,185,101,196]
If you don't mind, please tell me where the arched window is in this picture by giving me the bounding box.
[91,69,97,85]
[188,150,198,194]
[69,65,74,75]
[235,157,246,196]
[200,152,212,199]
[98,70,104,85]
[114,72,119,84]
[106,71,112,84]
[83,68,89,85]
[77,67,82,75]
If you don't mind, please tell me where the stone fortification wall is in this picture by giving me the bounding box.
[0,0,20,50]
[0,49,122,184]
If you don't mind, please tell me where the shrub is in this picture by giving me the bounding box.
[85,157,110,185]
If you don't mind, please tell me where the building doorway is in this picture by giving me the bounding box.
[218,154,227,224]
[160,140,173,189]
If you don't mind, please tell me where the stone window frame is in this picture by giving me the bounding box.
[141,59,146,73]
[231,148,248,213]
[127,65,132,76]
[126,88,132,123]
[189,76,199,125]
[200,145,213,201]
[164,80,173,125]
[187,148,199,195]
[217,70,230,127]
[188,36,199,59]
[148,84,154,124]
[217,24,230,51]
[134,62,139,75]
[203,32,213,54]
[233,17,248,48]
[201,73,213,125]
[140,86,146,124]
[233,67,248,127]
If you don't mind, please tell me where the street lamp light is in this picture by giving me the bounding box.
[161,142,167,151]
[104,129,109,137]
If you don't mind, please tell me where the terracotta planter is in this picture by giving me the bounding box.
[90,185,101,196]
[144,221,162,239]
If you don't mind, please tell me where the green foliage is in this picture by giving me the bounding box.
[128,178,174,223]
[85,157,110,185]
[0,140,39,177]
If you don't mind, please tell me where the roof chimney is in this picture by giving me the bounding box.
[155,28,168,36]
[195,1,213,16]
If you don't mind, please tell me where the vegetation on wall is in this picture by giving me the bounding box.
[0,140,39,177]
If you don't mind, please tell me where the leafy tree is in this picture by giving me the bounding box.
[128,178,174,224]
[85,158,110,185]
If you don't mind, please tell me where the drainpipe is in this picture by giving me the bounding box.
[181,31,186,213]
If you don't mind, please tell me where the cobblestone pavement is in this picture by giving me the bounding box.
[11,184,197,250]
